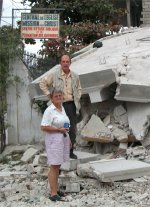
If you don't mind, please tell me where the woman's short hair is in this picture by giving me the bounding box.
[50,87,63,97]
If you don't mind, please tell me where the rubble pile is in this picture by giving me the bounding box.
[1,144,150,207]
[76,96,150,159]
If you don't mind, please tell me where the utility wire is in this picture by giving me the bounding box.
[11,0,22,10]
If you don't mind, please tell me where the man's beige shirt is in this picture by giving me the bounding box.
[40,69,82,102]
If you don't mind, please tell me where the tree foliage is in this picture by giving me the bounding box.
[0,25,23,152]
[23,0,117,24]
[38,20,121,59]
[0,26,23,98]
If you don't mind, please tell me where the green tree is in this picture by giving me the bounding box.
[23,0,116,24]
[0,25,23,103]
[0,25,23,152]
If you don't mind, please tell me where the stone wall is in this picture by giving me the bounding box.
[141,0,150,25]
[7,58,44,144]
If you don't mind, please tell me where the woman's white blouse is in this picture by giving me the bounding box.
[41,103,70,128]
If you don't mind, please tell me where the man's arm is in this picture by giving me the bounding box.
[77,76,82,99]
[39,73,53,99]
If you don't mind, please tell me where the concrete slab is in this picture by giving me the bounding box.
[80,70,116,95]
[115,84,150,102]
[21,147,39,163]
[61,151,101,171]
[88,158,150,182]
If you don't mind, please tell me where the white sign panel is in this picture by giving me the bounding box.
[21,13,59,39]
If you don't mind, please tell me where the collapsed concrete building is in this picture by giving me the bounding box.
[2,27,150,206]
[30,27,150,155]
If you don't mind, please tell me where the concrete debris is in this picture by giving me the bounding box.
[127,102,150,141]
[3,27,150,206]
[32,155,40,166]
[132,146,146,156]
[141,131,150,147]
[81,114,113,143]
[119,143,128,150]
[1,144,150,206]
[27,27,150,157]
[113,105,128,127]
[77,158,150,182]
[126,146,147,161]
[93,142,118,155]
[61,151,101,171]
[58,171,81,193]
[111,126,128,142]
[20,147,39,163]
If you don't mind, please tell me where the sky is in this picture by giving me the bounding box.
[1,0,42,54]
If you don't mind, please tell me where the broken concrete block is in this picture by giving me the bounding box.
[112,126,128,142]
[38,153,47,166]
[61,159,77,171]
[132,146,146,156]
[1,145,27,157]
[81,114,113,143]
[127,102,150,141]
[59,171,77,179]
[119,143,128,150]
[113,105,128,127]
[34,166,43,174]
[77,163,93,178]
[78,69,116,100]
[141,131,150,147]
[33,155,40,166]
[103,115,111,126]
[75,151,101,164]
[61,151,101,171]
[65,183,80,193]
[26,164,35,173]
[20,147,39,163]
[89,87,111,103]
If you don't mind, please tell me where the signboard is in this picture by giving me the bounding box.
[21,13,59,39]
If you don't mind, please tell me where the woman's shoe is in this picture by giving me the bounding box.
[57,191,66,197]
[49,194,61,202]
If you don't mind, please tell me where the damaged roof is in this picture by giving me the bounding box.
[30,27,150,103]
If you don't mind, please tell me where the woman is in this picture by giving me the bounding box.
[41,88,70,202]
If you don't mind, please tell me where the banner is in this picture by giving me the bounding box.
[21,13,59,39]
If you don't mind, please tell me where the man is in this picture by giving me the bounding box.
[39,54,82,159]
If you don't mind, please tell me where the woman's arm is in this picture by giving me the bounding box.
[41,125,69,134]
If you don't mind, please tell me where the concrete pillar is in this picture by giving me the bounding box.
[126,0,131,27]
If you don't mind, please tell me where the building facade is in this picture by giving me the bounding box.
[141,0,150,25]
